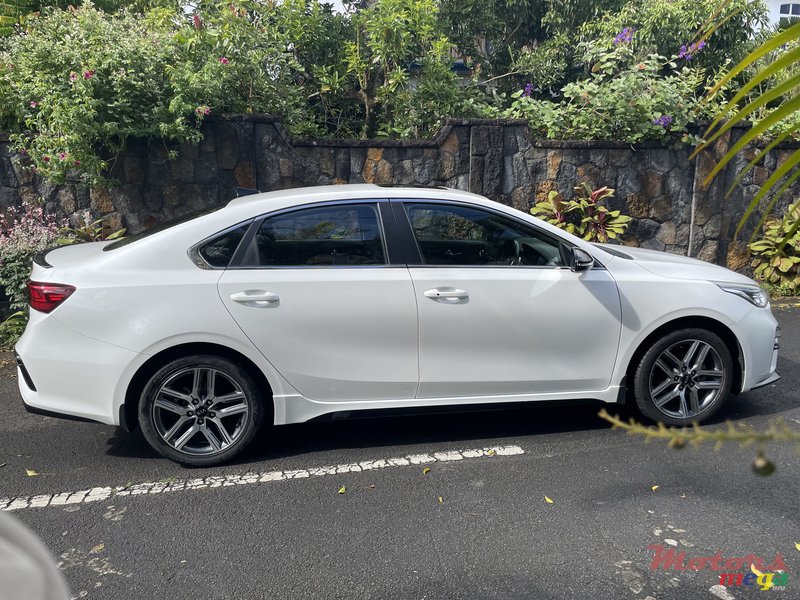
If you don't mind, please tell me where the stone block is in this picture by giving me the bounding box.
[639,171,664,198]
[576,163,600,187]
[696,241,719,263]
[179,141,200,161]
[170,158,194,183]
[626,193,649,219]
[234,161,256,189]
[12,155,34,186]
[649,195,673,222]
[216,126,240,170]
[395,159,415,185]
[726,241,750,272]
[655,221,676,245]
[546,151,562,179]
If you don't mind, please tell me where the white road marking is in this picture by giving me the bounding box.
[0,444,524,512]
[709,585,736,600]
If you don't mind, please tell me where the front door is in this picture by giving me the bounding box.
[400,201,622,399]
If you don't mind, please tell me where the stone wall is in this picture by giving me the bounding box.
[0,116,796,269]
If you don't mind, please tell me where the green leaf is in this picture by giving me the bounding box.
[700,94,800,187]
[705,20,800,99]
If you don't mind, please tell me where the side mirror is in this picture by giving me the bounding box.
[571,247,595,272]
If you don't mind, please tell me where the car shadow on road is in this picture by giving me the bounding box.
[103,353,799,468]
[103,399,621,467]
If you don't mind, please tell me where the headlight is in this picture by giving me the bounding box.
[715,283,769,308]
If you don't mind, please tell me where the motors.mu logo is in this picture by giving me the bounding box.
[649,545,790,591]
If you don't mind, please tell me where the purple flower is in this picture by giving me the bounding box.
[30,101,37,108]
[83,70,95,80]
[614,27,634,45]
[523,82,533,98]
[679,40,706,61]
[195,105,211,117]
[58,152,67,161]
[42,155,50,163]
[218,56,229,65]
[69,72,77,82]
[653,115,673,128]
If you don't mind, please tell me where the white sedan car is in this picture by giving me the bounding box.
[15,184,780,465]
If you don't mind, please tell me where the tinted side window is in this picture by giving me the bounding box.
[250,204,386,266]
[197,224,249,267]
[405,203,565,267]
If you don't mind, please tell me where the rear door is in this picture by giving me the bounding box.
[397,200,623,399]
[218,201,418,401]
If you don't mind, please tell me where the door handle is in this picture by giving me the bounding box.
[229,290,280,306]
[424,288,469,300]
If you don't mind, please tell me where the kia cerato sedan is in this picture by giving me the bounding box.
[15,184,780,466]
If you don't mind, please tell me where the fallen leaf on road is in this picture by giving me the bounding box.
[651,485,660,492]
[795,542,800,551]
[437,496,443,504]
[423,467,431,475]
[90,544,105,554]
[544,496,554,504]
[25,469,38,477]
[338,485,346,494]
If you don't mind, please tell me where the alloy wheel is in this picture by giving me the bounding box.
[151,367,250,456]
[647,339,725,420]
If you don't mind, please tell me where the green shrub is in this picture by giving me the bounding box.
[506,39,710,142]
[531,183,631,242]
[0,3,307,184]
[0,200,62,311]
[748,201,800,293]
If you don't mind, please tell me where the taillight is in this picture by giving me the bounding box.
[27,281,75,313]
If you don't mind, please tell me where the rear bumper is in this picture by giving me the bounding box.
[15,313,141,426]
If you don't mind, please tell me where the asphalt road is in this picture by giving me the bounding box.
[1,303,799,600]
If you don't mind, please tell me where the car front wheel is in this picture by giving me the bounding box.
[138,355,264,466]
[633,328,733,425]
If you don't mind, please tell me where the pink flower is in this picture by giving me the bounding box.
[83,70,95,80]
[193,14,202,29]
[218,57,229,65]
[69,72,77,82]
[73,160,81,167]
[195,105,211,116]
[58,152,67,161]
[30,101,38,108]
[43,155,50,163]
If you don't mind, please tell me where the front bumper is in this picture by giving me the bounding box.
[737,308,781,393]
[750,371,781,390]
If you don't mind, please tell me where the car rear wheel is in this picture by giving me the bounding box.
[633,328,733,425]
[138,355,264,466]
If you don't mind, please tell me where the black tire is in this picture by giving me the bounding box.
[138,355,265,466]
[632,328,733,426]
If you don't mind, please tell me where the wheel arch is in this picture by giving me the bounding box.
[121,342,274,432]
[624,316,743,399]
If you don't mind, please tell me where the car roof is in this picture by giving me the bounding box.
[225,184,492,211]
